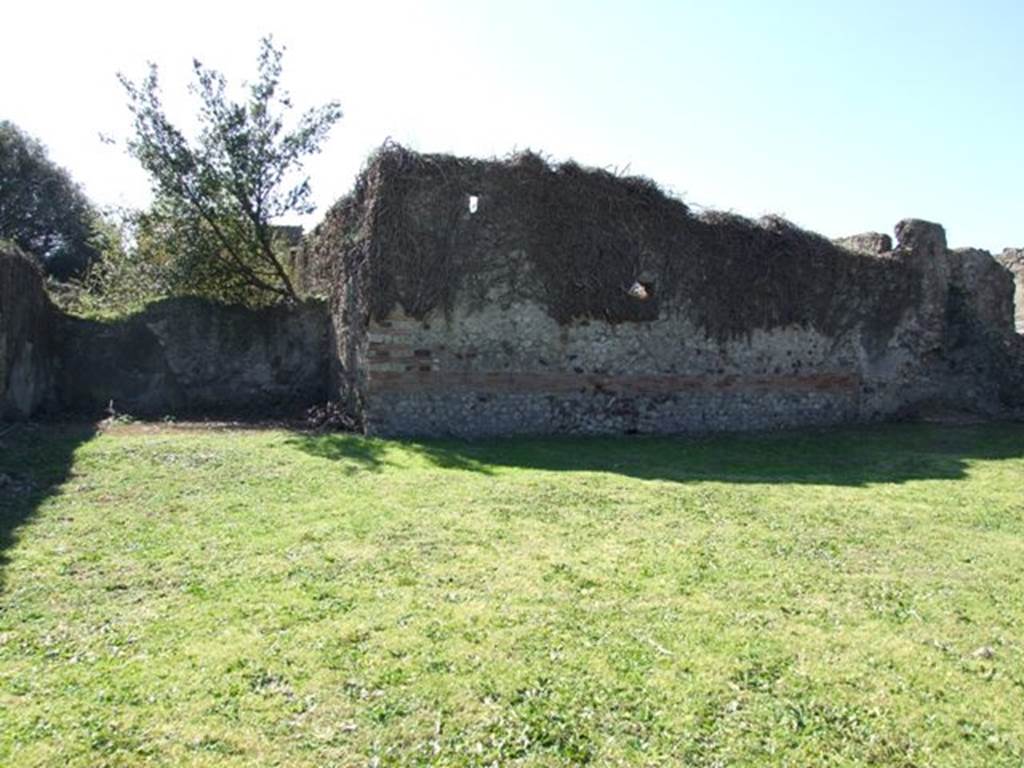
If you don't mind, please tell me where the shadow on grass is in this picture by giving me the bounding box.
[287,421,1024,487]
[0,423,96,590]
[289,432,497,475]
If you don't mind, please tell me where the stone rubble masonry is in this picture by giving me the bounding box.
[350,237,1020,435]
[59,298,329,418]
[0,243,58,419]
[1,240,330,420]
[303,149,1024,438]
[1000,248,1024,334]
[360,307,864,437]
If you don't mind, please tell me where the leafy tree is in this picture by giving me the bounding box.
[0,121,101,279]
[119,37,342,305]
[49,209,171,318]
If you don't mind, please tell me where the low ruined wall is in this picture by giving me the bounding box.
[0,244,57,419]
[304,146,1023,437]
[60,298,329,418]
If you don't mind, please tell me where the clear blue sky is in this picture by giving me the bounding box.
[3,0,1022,251]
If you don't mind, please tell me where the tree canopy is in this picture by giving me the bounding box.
[119,37,342,305]
[0,121,101,280]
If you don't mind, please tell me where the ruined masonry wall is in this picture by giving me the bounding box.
[0,244,57,419]
[356,221,975,437]
[328,151,1022,438]
[364,305,868,437]
[6,147,1022,432]
[61,298,329,418]
[1001,249,1024,334]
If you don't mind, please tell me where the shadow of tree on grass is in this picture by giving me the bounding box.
[287,422,1024,487]
[287,432,496,475]
[290,433,393,468]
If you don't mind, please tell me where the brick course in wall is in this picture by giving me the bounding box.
[357,312,874,437]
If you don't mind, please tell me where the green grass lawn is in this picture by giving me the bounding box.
[1,422,1023,767]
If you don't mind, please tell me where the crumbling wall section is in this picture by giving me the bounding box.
[1000,248,1024,334]
[0,243,58,419]
[945,248,1024,410]
[949,248,1015,336]
[319,146,926,344]
[60,297,329,418]
[305,146,1020,437]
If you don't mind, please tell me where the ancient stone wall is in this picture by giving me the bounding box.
[1000,249,1024,334]
[361,310,865,437]
[304,146,1023,437]
[59,298,329,418]
[357,222,959,437]
[1,284,330,422]
[945,248,1024,410]
[949,248,1016,336]
[5,145,1021,433]
[0,244,58,419]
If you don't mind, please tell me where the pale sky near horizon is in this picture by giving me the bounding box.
[2,0,1022,252]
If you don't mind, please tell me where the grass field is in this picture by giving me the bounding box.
[1,421,1023,767]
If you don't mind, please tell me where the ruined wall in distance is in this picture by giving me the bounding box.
[60,297,329,418]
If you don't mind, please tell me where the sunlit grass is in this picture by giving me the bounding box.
[1,422,1022,766]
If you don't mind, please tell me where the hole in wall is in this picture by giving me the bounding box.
[627,281,649,300]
